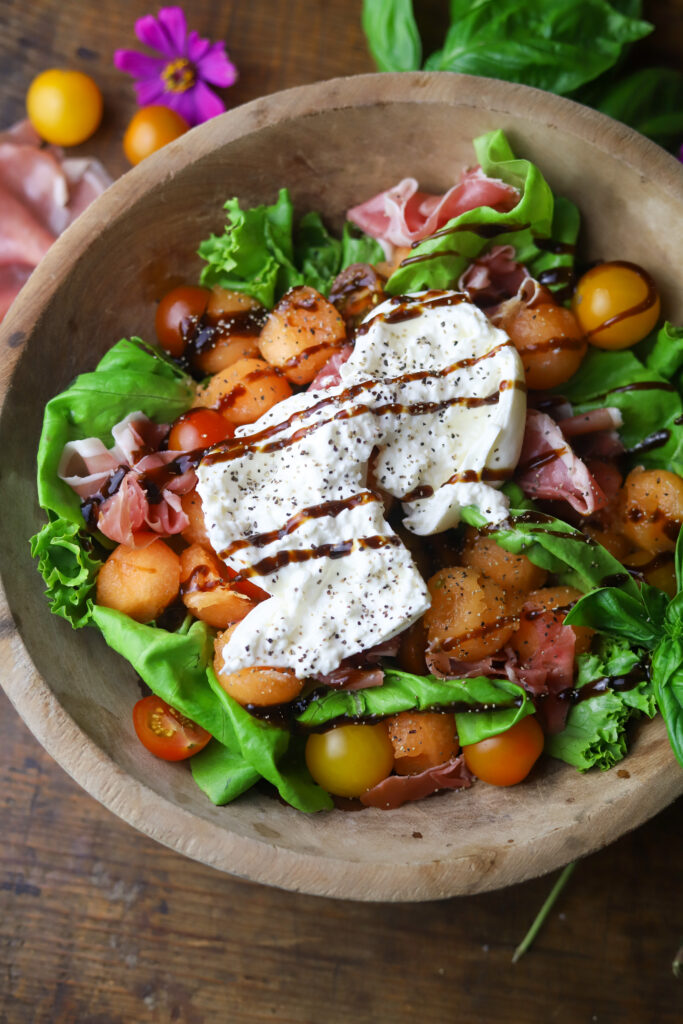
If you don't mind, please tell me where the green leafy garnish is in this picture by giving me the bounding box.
[386,130,578,301]
[198,188,383,307]
[36,337,194,524]
[30,518,103,628]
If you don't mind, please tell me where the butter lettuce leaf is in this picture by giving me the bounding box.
[386,129,578,300]
[296,668,534,738]
[37,337,194,524]
[30,518,103,628]
[91,608,331,811]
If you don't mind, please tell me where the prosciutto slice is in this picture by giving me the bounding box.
[0,120,111,321]
[59,412,196,547]
[458,244,530,308]
[516,409,608,516]
[347,167,519,249]
[360,756,473,809]
[308,346,353,390]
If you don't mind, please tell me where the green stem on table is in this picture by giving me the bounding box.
[512,861,577,964]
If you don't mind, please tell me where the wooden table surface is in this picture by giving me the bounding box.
[1,2,682,1021]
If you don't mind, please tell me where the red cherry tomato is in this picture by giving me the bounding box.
[132,696,211,762]
[155,285,210,357]
[168,408,235,451]
[462,716,544,787]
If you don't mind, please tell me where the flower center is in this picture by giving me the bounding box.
[162,58,196,93]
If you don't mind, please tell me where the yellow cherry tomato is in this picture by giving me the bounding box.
[305,723,395,798]
[123,105,189,165]
[26,69,103,146]
[572,261,661,350]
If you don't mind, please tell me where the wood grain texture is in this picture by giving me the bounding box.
[1,0,682,1019]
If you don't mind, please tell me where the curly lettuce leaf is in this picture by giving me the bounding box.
[198,188,382,306]
[386,129,578,299]
[296,667,533,737]
[29,518,103,628]
[37,337,194,524]
[546,637,655,771]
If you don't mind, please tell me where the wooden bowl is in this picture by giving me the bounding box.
[1,73,681,901]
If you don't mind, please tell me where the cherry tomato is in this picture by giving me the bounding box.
[155,285,210,357]
[123,105,189,166]
[305,723,394,798]
[132,695,211,762]
[26,69,103,146]
[462,716,544,787]
[572,261,661,349]
[168,408,234,451]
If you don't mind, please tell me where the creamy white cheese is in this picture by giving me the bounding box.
[197,290,526,678]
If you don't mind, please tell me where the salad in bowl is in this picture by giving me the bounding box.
[31,128,683,816]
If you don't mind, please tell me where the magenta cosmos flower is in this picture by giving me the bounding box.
[114,6,238,126]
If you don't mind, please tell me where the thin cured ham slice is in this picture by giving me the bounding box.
[360,756,472,809]
[0,120,111,321]
[516,409,608,516]
[347,167,519,249]
[59,412,197,547]
[308,346,353,390]
[458,244,530,308]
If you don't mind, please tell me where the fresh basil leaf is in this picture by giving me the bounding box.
[37,337,195,524]
[361,0,422,72]
[581,67,683,151]
[565,585,666,647]
[190,739,260,805]
[206,670,333,812]
[296,667,533,732]
[546,635,655,771]
[29,518,103,628]
[386,130,576,300]
[676,528,683,595]
[487,510,641,598]
[424,0,650,94]
[557,346,683,475]
[650,638,683,768]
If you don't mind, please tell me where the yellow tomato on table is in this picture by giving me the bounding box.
[123,105,189,165]
[27,69,103,146]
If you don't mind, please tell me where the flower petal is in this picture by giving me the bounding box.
[196,42,238,87]
[156,90,196,124]
[114,48,167,80]
[186,30,210,64]
[134,10,183,58]
[185,80,226,125]
[156,6,189,56]
[134,77,166,106]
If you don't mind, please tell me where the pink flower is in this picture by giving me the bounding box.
[114,6,238,126]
